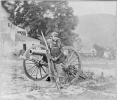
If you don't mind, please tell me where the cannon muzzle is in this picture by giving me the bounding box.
[30,49,47,55]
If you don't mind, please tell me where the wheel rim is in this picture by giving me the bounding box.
[23,45,48,81]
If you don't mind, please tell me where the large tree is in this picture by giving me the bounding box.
[1,0,78,46]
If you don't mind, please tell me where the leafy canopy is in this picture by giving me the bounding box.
[2,0,78,46]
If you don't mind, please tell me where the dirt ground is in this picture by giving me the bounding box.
[0,57,116,100]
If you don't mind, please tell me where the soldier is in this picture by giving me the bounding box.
[47,32,66,88]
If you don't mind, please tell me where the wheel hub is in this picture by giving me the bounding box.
[35,60,47,68]
[67,65,77,75]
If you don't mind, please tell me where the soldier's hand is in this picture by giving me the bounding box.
[51,57,55,61]
[52,57,57,61]
[54,57,58,61]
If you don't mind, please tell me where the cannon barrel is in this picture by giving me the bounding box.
[30,49,47,55]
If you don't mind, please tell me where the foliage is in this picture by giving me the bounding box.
[93,44,105,57]
[1,0,78,46]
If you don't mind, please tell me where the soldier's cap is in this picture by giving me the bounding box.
[51,32,58,37]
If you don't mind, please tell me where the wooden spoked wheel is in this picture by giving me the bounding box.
[23,45,48,81]
[60,46,82,85]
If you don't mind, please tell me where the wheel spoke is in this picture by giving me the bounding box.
[36,67,39,79]
[39,67,42,78]
[26,58,35,62]
[68,52,74,62]
[69,56,77,64]
[26,62,35,64]
[27,65,35,71]
[71,71,77,77]
[71,74,75,78]
[69,72,75,78]
[41,66,46,74]
[30,66,37,76]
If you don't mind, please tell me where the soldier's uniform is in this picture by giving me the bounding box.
[47,32,66,86]
[47,32,65,63]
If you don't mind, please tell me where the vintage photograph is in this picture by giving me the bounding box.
[0,0,116,100]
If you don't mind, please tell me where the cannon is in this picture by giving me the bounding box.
[22,31,82,87]
[30,49,47,55]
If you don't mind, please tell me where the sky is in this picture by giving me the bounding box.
[1,1,116,16]
[69,1,116,16]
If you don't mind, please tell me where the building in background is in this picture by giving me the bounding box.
[0,1,40,57]
[0,18,40,57]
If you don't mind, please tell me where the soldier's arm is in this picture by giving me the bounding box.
[56,52,63,60]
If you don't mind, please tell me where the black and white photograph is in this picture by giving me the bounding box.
[0,0,117,100]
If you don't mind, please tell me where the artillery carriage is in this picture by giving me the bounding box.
[22,32,82,88]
